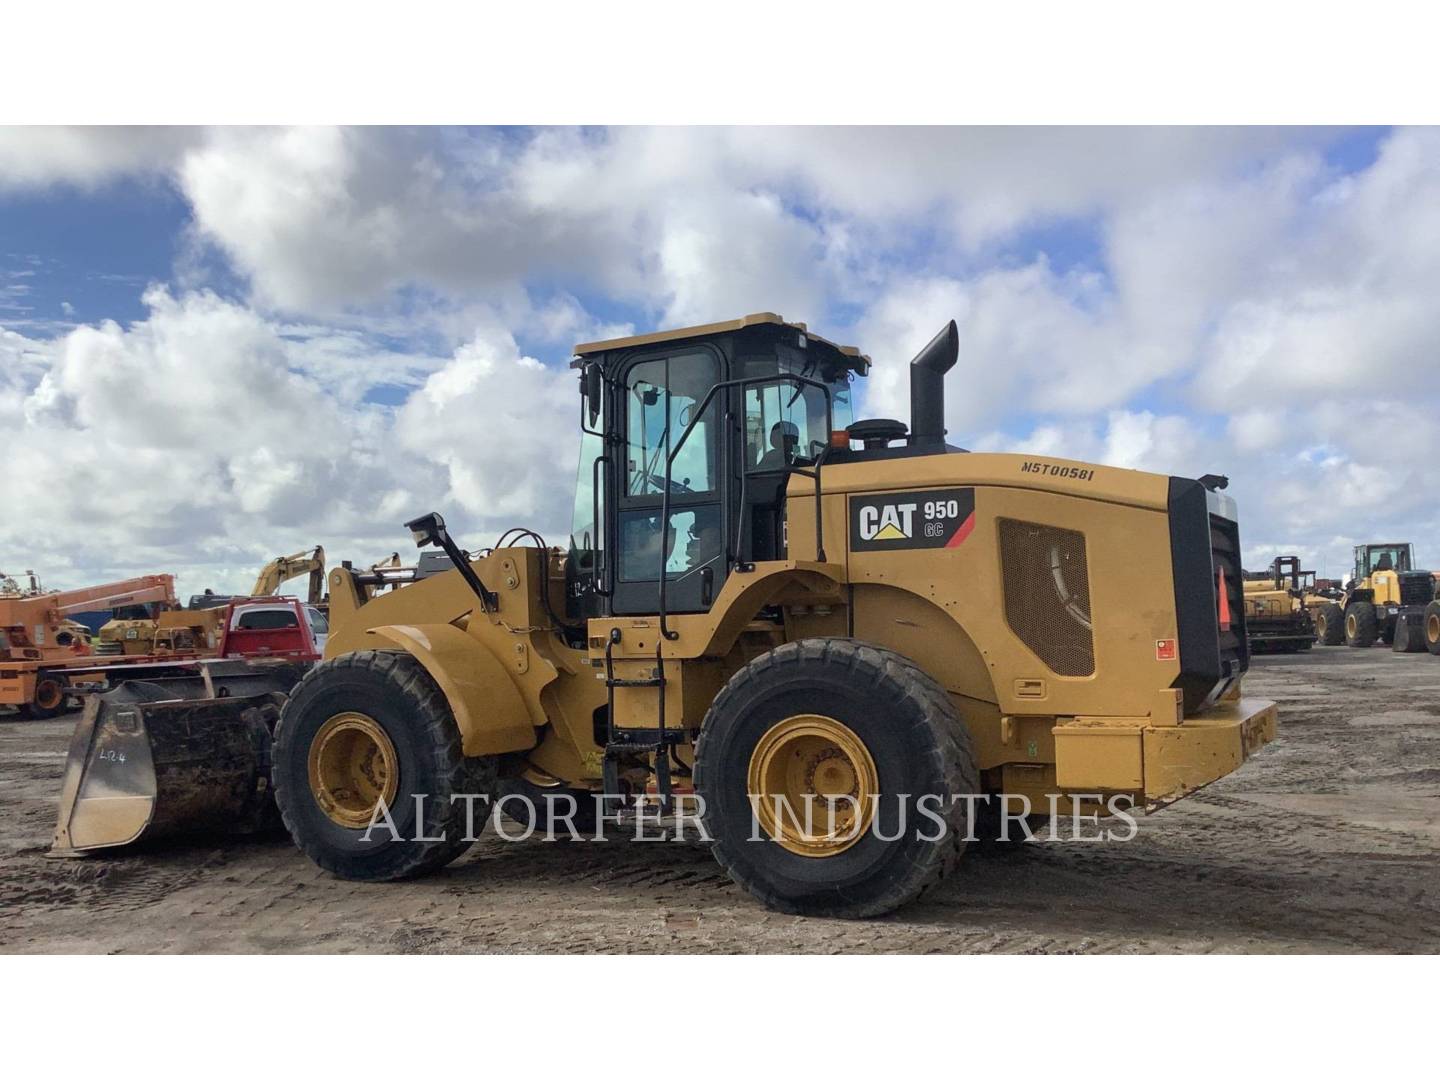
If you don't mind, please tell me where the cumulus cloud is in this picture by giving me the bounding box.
[160,126,1326,328]
[0,290,586,595]
[5,124,1440,584]
[837,128,1440,570]
[0,126,202,190]
[393,323,578,533]
[170,126,842,323]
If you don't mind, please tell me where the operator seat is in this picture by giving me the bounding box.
[757,420,800,470]
[1375,553,1394,573]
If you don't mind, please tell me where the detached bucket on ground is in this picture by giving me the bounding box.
[50,665,300,855]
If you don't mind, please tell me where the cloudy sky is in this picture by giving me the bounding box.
[2,125,1437,596]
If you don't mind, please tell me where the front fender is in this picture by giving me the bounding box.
[367,623,536,756]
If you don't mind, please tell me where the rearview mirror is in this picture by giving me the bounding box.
[404,511,445,549]
[584,363,602,426]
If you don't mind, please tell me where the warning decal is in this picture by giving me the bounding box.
[849,487,976,553]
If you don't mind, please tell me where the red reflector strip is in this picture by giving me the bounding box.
[944,512,977,549]
[1217,564,1232,631]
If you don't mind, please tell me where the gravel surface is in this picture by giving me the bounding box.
[2,646,1437,953]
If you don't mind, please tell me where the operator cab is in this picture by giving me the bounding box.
[566,314,867,624]
[1355,543,1413,580]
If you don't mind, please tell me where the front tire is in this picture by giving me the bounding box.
[1344,602,1378,648]
[694,639,978,919]
[273,650,496,881]
[1426,601,1440,657]
[1316,604,1345,646]
[21,671,67,720]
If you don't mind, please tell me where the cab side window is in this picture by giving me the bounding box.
[625,352,718,497]
[613,349,724,612]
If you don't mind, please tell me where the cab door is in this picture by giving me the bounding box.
[610,347,729,615]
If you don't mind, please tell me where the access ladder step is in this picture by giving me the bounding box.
[605,728,687,751]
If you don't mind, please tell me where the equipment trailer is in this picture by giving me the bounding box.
[1,574,179,718]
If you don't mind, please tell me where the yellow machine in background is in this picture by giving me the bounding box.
[251,547,326,606]
[53,314,1276,918]
[1314,543,1437,652]
[96,607,225,656]
[1242,556,1316,653]
[96,547,326,656]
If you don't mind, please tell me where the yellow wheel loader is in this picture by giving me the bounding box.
[1313,543,1438,652]
[52,313,1277,918]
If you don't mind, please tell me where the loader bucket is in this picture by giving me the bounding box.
[50,666,300,855]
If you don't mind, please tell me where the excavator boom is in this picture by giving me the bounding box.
[251,547,326,604]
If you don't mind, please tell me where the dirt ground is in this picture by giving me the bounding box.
[2,646,1438,954]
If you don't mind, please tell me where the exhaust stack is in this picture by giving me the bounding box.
[909,320,959,451]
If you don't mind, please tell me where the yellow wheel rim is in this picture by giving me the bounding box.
[34,679,63,710]
[1345,613,1357,637]
[307,712,399,829]
[746,714,878,858]
[1428,612,1440,646]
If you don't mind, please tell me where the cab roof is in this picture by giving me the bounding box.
[573,312,869,369]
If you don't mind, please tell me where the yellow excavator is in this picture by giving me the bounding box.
[52,314,1276,918]
[250,547,326,606]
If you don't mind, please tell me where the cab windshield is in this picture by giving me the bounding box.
[741,344,853,473]
[1361,545,1412,576]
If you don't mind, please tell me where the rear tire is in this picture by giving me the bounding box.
[1344,602,1378,648]
[1426,601,1440,657]
[1392,614,1426,653]
[1316,604,1345,646]
[694,638,978,919]
[272,650,496,881]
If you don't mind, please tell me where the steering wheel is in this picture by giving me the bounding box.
[644,473,693,495]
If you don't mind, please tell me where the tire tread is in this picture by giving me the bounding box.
[694,637,979,918]
[273,649,494,881]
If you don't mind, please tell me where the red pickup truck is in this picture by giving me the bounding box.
[26,597,325,714]
[217,597,326,663]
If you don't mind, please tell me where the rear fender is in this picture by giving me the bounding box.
[366,623,536,756]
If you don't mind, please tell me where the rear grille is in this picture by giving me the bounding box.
[998,518,1095,677]
[1399,572,1435,607]
[1167,477,1250,715]
[1209,514,1247,662]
